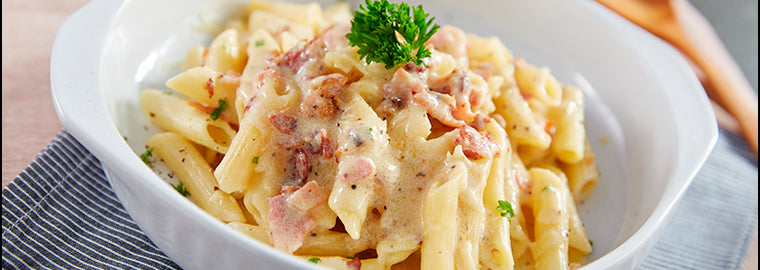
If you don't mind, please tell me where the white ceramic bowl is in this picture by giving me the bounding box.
[51,0,717,269]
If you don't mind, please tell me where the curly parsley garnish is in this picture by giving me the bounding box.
[497,200,515,218]
[140,148,154,164]
[209,98,228,120]
[170,181,190,197]
[346,0,439,69]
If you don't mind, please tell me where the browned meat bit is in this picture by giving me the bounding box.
[346,257,362,270]
[204,78,215,98]
[294,148,310,186]
[269,113,297,134]
[277,37,327,74]
[430,68,476,122]
[378,68,427,114]
[413,90,464,128]
[306,129,334,159]
[454,125,501,160]
[302,74,348,118]
[468,113,491,131]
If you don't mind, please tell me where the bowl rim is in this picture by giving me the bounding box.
[50,0,718,269]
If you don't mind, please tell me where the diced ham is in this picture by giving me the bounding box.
[288,181,330,212]
[302,74,348,118]
[268,193,316,253]
[378,68,427,114]
[338,156,375,185]
[454,125,501,160]
[269,113,297,134]
[413,90,465,128]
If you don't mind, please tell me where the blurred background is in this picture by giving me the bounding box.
[692,0,758,92]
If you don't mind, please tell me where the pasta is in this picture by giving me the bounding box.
[137,1,601,269]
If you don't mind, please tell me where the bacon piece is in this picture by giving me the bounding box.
[288,181,330,212]
[274,135,304,150]
[269,113,297,134]
[189,101,234,123]
[320,23,351,50]
[302,74,348,118]
[472,61,495,81]
[306,129,334,159]
[430,69,476,122]
[413,91,465,128]
[319,130,334,159]
[278,38,326,74]
[294,148,310,186]
[427,25,468,66]
[338,157,375,185]
[468,113,490,131]
[346,257,362,270]
[454,125,501,160]
[204,78,215,98]
[378,68,427,114]
[268,193,316,253]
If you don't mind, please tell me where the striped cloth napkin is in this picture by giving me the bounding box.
[2,130,757,269]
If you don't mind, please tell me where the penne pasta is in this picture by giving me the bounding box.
[137,1,601,269]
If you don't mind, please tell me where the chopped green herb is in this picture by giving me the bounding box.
[497,200,514,218]
[123,136,128,141]
[140,148,154,164]
[542,185,554,192]
[252,156,259,164]
[346,255,355,259]
[308,257,321,264]
[255,40,265,47]
[346,0,439,69]
[170,181,190,197]
[589,239,594,248]
[222,44,228,51]
[210,98,228,120]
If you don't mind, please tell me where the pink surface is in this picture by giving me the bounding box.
[0,0,755,269]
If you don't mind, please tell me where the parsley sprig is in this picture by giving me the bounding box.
[140,148,154,164]
[210,98,228,120]
[346,0,439,69]
[497,200,514,218]
[170,181,190,197]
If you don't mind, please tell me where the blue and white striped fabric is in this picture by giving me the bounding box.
[2,130,758,269]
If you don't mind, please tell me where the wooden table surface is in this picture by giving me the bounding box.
[1,0,756,269]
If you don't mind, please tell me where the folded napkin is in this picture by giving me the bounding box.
[2,130,757,269]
